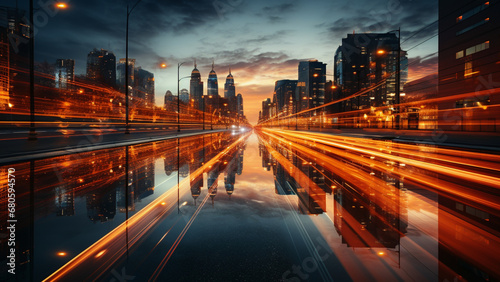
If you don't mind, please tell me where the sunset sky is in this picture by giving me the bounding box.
[25,0,439,124]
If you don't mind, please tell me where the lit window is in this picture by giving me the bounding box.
[456,50,464,59]
[464,61,473,77]
[466,46,475,56]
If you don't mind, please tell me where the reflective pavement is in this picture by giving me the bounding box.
[1,129,499,281]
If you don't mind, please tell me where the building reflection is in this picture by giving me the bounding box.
[0,132,244,280]
[259,134,408,248]
[438,185,500,281]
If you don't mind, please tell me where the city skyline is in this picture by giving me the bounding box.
[14,0,438,124]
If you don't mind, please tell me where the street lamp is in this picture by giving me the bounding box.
[28,1,68,140]
[202,95,205,130]
[124,0,143,134]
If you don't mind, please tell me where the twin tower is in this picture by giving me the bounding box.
[189,61,236,113]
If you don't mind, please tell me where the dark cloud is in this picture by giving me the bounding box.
[242,30,290,44]
[321,0,438,47]
[256,1,296,23]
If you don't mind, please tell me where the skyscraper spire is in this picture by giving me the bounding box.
[229,67,231,75]
[194,58,197,69]
[212,60,214,70]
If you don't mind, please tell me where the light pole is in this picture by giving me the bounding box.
[208,96,213,130]
[125,0,143,134]
[177,62,186,132]
[202,95,205,130]
[177,67,190,132]
[28,1,68,140]
[395,28,401,130]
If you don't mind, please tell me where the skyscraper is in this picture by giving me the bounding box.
[117,58,135,94]
[86,48,116,88]
[438,0,498,132]
[224,69,236,114]
[296,60,326,112]
[237,93,244,118]
[207,62,219,108]
[274,80,297,115]
[189,61,203,111]
[334,33,408,112]
[134,67,154,107]
[0,42,9,110]
[54,59,74,89]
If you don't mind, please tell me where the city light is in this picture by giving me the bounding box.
[56,3,68,9]
[377,50,385,54]
[57,252,67,257]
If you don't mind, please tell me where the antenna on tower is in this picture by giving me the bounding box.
[229,67,231,75]
[212,60,214,70]
[194,58,197,68]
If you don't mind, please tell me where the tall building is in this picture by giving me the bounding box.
[274,79,297,115]
[86,48,116,88]
[437,0,500,280]
[296,60,326,112]
[1,6,30,112]
[237,93,244,118]
[224,69,236,114]
[164,90,175,111]
[334,33,408,112]
[261,98,272,121]
[189,61,204,111]
[54,59,74,89]
[117,58,135,94]
[179,88,189,104]
[438,0,499,132]
[207,62,219,108]
[0,42,9,110]
[134,67,154,107]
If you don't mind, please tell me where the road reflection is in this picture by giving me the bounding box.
[1,129,499,281]
[258,128,500,281]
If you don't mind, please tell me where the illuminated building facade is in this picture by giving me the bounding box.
[296,60,326,112]
[189,62,204,111]
[0,42,8,110]
[274,79,297,115]
[207,62,219,108]
[334,33,407,109]
[438,0,499,132]
[0,6,30,112]
[54,59,74,89]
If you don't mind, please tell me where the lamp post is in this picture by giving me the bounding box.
[124,0,143,134]
[177,62,186,132]
[202,95,205,130]
[28,1,68,140]
[177,74,191,132]
[208,96,213,130]
[395,28,401,130]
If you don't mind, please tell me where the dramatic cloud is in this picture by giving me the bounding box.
[408,53,438,81]
[13,0,438,124]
